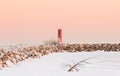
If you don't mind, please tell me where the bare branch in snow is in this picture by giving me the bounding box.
[68,57,95,72]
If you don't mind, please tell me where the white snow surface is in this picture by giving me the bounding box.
[0,51,120,76]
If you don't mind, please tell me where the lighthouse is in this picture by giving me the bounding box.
[58,28,62,44]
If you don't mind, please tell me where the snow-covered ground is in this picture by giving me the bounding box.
[0,51,120,76]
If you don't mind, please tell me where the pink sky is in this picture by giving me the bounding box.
[0,0,120,44]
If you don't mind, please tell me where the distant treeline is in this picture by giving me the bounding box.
[57,43,120,52]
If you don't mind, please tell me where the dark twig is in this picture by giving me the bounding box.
[68,57,95,72]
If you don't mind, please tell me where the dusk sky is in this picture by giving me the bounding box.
[0,0,120,44]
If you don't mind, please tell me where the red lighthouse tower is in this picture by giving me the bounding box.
[58,28,62,44]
